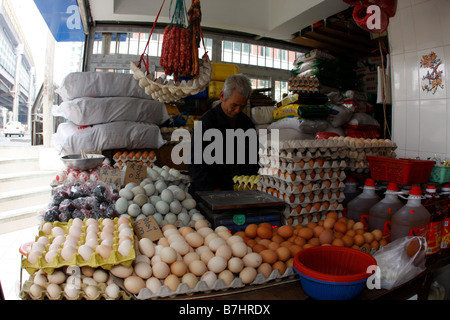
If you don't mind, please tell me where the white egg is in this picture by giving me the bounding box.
[172,188,186,201]
[45,249,58,264]
[143,183,156,196]
[155,181,167,193]
[46,283,62,300]
[155,201,170,215]
[127,203,141,217]
[147,168,159,181]
[119,187,134,200]
[141,203,156,216]
[207,256,227,273]
[153,213,163,225]
[78,244,94,261]
[160,170,170,180]
[182,198,196,210]
[93,269,109,283]
[125,182,137,189]
[61,245,77,261]
[200,271,217,288]
[133,193,149,207]
[47,270,66,285]
[52,226,65,238]
[150,195,162,206]
[105,282,121,299]
[178,212,191,226]
[136,214,146,221]
[140,178,152,187]
[82,277,98,287]
[169,168,181,178]
[164,213,177,225]
[170,240,190,256]
[146,277,162,294]
[85,285,100,300]
[169,200,182,214]
[160,189,174,203]
[30,284,44,298]
[118,239,133,256]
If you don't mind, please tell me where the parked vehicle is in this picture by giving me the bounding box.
[3,121,25,137]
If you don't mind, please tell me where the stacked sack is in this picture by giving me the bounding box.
[52,72,169,155]
[258,139,348,226]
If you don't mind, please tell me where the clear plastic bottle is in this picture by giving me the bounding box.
[439,184,450,256]
[368,182,403,236]
[390,185,431,242]
[346,178,380,227]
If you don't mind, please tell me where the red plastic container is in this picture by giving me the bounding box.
[366,156,435,185]
[293,246,376,283]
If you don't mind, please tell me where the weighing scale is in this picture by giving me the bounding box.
[195,190,285,232]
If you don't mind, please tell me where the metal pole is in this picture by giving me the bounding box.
[43,30,55,147]
[12,43,24,122]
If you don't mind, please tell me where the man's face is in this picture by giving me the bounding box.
[220,90,248,118]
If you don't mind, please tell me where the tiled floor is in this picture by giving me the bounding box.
[0,225,40,300]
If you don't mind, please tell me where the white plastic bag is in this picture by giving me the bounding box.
[251,106,276,125]
[373,236,427,290]
[56,72,151,101]
[52,97,169,126]
[52,121,165,155]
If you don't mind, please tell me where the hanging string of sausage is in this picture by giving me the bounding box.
[159,0,203,81]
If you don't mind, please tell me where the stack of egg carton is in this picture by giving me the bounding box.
[258,139,348,226]
[113,149,157,170]
[327,136,397,173]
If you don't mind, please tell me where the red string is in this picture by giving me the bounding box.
[138,0,167,73]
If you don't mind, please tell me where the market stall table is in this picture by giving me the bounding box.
[195,190,285,232]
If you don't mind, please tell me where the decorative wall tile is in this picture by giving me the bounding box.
[419,48,446,99]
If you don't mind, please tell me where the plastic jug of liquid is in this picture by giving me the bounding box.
[368,182,403,236]
[390,185,431,242]
[423,185,445,262]
[346,178,380,227]
[439,184,450,256]
[343,177,360,207]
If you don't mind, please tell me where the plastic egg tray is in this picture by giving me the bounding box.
[22,218,136,275]
[20,273,132,300]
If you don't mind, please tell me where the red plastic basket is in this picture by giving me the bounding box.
[293,246,376,283]
[366,156,435,185]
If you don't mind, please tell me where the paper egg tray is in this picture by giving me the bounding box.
[20,274,131,300]
[258,167,346,186]
[259,175,346,194]
[259,157,348,174]
[114,267,296,300]
[22,218,135,275]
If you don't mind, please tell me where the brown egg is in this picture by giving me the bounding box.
[346,229,356,237]
[341,235,354,247]
[371,240,380,250]
[257,263,272,278]
[353,221,364,230]
[319,229,333,245]
[272,261,287,275]
[354,234,365,246]
[334,221,347,234]
[313,226,324,238]
[257,226,273,239]
[271,234,284,244]
[355,229,365,235]
[252,243,267,253]
[308,238,320,246]
[298,228,314,240]
[363,232,374,244]
[277,225,294,239]
[276,246,291,262]
[286,257,294,268]
[279,241,293,248]
[246,239,257,248]
[289,244,302,257]
[268,241,280,251]
[260,249,278,264]
[371,229,383,241]
[293,236,306,247]
[307,222,317,229]
[245,224,258,238]
[347,219,355,230]
[379,238,388,247]
[258,239,272,248]
[332,238,345,247]
[323,217,336,229]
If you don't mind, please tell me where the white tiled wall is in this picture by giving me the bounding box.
[388,0,450,161]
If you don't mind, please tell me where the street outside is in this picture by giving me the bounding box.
[0,130,32,147]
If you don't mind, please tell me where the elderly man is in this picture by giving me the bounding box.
[188,74,260,195]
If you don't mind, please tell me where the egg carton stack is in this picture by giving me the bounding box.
[327,136,397,173]
[288,75,320,94]
[20,217,135,300]
[258,139,348,226]
[113,149,157,170]
[115,164,206,228]
[233,175,260,191]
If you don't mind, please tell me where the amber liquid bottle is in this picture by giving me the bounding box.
[423,185,445,266]
[439,184,450,257]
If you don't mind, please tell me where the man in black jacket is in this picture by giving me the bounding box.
[188,74,259,195]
